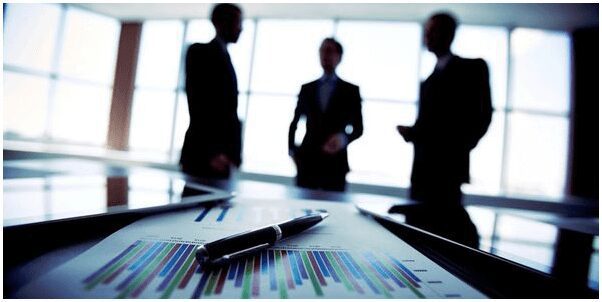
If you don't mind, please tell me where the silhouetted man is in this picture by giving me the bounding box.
[288,38,364,192]
[397,13,493,205]
[180,3,242,179]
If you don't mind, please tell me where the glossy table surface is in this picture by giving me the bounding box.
[3,158,599,297]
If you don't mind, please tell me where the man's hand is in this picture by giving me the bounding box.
[396,125,411,142]
[209,153,232,173]
[322,134,346,155]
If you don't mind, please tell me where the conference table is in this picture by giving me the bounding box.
[3,158,598,298]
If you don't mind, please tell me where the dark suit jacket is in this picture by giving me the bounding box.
[180,39,242,177]
[406,56,493,185]
[288,77,363,176]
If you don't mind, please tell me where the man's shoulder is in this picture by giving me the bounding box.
[188,41,222,54]
[301,79,320,90]
[301,77,359,90]
[331,78,360,95]
[187,43,207,57]
[337,78,359,90]
[189,42,213,51]
[455,56,488,70]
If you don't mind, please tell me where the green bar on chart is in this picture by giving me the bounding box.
[300,251,324,297]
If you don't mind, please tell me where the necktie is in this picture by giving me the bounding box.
[319,79,334,112]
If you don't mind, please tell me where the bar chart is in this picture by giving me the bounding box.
[17,199,485,298]
[82,240,430,298]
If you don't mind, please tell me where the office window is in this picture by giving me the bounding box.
[49,7,119,145]
[464,112,505,195]
[503,28,571,198]
[505,113,569,197]
[134,21,184,90]
[3,3,61,73]
[3,72,50,139]
[58,8,120,84]
[510,29,571,114]
[334,21,421,187]
[130,90,177,154]
[3,4,119,146]
[336,21,422,102]
[50,82,112,145]
[5,5,573,200]
[250,20,335,95]
[3,3,60,140]
[185,19,215,43]
[242,94,298,176]
[347,102,417,187]
[129,21,184,155]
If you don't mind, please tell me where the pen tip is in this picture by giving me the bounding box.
[320,212,329,219]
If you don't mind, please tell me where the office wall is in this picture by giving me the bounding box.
[569,27,599,200]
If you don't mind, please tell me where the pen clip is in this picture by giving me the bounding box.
[210,242,271,266]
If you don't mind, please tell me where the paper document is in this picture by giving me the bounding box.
[16,197,486,298]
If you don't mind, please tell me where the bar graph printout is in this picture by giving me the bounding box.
[15,198,486,298]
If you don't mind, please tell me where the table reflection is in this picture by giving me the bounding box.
[387,202,598,290]
[389,203,479,248]
[3,174,213,226]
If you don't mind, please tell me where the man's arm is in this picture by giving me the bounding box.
[346,85,364,143]
[323,85,364,154]
[288,87,306,157]
[397,82,426,144]
[396,125,414,142]
[467,59,493,150]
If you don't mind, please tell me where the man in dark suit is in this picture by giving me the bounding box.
[180,4,242,179]
[397,13,493,205]
[288,38,364,192]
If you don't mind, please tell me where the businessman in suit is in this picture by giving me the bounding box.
[397,13,493,205]
[180,3,242,179]
[288,38,364,192]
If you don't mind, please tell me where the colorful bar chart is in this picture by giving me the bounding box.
[82,240,428,298]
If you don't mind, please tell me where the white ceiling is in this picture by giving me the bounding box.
[73,3,598,31]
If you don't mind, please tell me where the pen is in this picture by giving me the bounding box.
[195,212,329,266]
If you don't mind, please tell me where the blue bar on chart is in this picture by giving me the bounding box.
[193,205,233,223]
[216,205,232,222]
[82,240,427,298]
[194,208,211,222]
